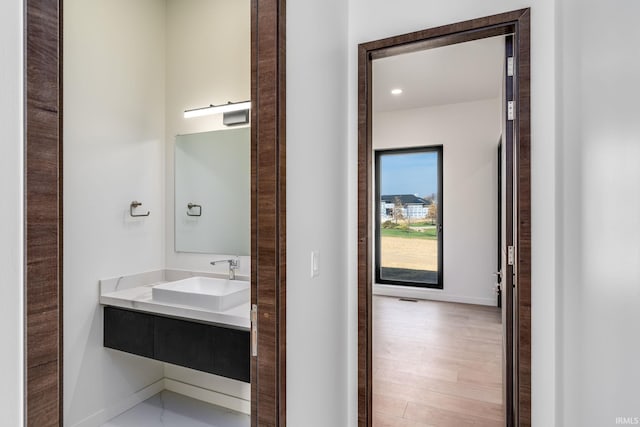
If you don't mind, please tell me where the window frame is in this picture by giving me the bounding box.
[374,145,444,289]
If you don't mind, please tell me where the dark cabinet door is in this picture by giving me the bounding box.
[211,326,250,382]
[104,307,155,359]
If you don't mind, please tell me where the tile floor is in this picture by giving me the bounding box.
[103,391,249,427]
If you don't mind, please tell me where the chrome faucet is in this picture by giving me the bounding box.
[210,258,239,280]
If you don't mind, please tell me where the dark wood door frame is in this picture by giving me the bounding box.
[357,9,531,426]
[24,0,286,425]
[251,0,287,426]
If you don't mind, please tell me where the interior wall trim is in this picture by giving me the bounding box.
[357,9,531,426]
[372,285,497,307]
[164,378,250,415]
[23,0,287,425]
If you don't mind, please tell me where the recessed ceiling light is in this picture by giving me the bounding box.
[391,88,403,95]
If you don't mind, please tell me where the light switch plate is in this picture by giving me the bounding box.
[311,251,320,278]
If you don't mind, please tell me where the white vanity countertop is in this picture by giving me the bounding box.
[99,270,250,330]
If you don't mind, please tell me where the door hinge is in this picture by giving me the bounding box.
[251,304,258,357]
[507,101,515,121]
[507,57,514,77]
[507,246,515,266]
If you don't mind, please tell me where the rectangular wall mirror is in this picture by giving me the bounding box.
[175,128,250,254]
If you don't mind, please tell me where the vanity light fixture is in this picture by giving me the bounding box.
[391,88,403,95]
[184,100,251,119]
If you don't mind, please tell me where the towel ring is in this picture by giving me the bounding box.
[130,201,150,217]
[187,203,202,217]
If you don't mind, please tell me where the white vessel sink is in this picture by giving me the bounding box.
[152,276,250,311]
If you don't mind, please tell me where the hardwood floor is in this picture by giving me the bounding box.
[373,296,503,427]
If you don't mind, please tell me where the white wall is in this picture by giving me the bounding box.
[347,1,558,426]
[164,0,251,275]
[557,1,640,425]
[64,0,166,424]
[286,0,349,425]
[373,99,501,305]
[0,0,23,425]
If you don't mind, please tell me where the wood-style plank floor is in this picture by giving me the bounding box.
[373,296,503,427]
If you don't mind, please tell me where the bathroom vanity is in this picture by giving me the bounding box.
[100,270,250,383]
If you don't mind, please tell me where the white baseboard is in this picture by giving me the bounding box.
[164,378,250,415]
[373,284,496,306]
[163,363,250,401]
[71,379,164,427]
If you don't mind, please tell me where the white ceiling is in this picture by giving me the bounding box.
[373,35,505,112]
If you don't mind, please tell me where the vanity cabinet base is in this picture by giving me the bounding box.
[104,306,250,383]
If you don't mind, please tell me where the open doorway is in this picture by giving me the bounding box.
[373,34,505,425]
[358,9,531,427]
[23,0,286,426]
